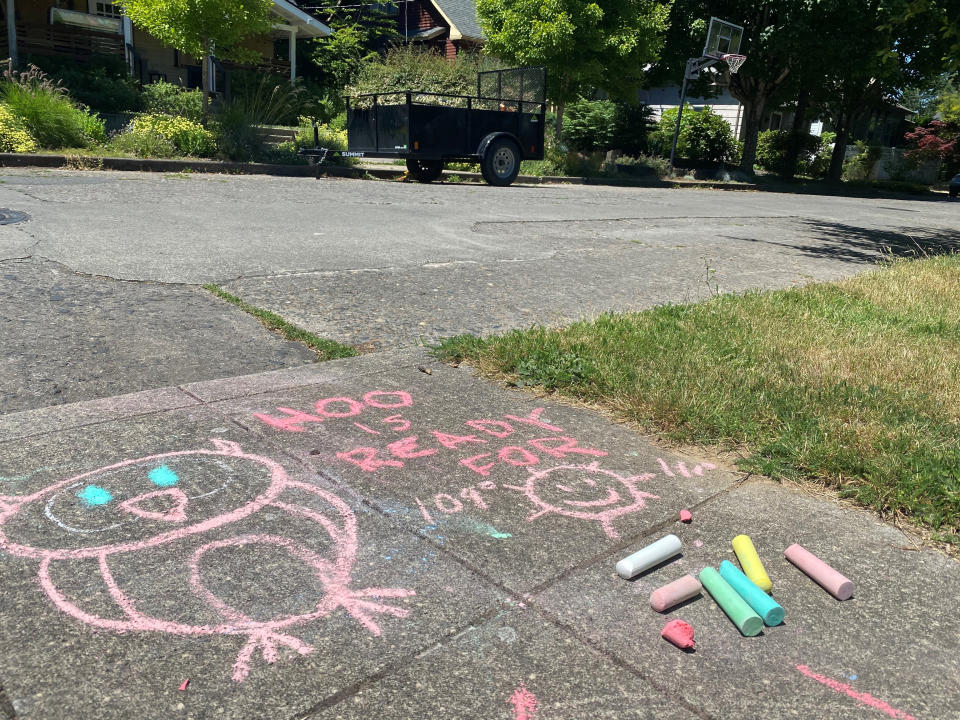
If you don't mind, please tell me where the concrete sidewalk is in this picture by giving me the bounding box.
[0,348,956,720]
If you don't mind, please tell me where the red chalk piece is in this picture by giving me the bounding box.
[178,679,189,691]
[661,619,695,649]
[679,509,692,523]
[784,543,854,600]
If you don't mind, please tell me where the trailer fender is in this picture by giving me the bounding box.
[477,132,522,159]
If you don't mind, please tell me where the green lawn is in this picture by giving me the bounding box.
[434,255,960,546]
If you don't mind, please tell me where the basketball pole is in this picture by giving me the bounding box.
[669,72,690,168]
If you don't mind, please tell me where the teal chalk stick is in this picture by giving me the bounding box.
[720,560,785,626]
[698,567,763,637]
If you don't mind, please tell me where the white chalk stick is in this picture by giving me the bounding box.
[616,534,682,579]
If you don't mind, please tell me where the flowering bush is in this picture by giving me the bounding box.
[115,114,216,158]
[0,104,38,152]
[903,120,958,166]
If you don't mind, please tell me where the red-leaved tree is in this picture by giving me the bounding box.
[904,120,959,166]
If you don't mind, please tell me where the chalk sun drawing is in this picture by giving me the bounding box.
[0,439,414,682]
[504,462,658,539]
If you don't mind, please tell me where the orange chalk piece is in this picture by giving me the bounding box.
[661,619,695,649]
[650,574,703,612]
[784,543,854,600]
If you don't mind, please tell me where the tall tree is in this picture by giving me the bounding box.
[648,0,814,173]
[476,0,671,138]
[809,0,951,179]
[120,0,273,113]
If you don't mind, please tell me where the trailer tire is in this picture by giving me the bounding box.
[481,137,521,186]
[406,159,444,183]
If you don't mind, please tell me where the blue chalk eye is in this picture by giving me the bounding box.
[149,465,179,487]
[77,485,113,506]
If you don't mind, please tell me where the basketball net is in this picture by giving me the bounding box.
[721,54,747,74]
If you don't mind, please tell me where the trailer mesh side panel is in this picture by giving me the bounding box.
[477,67,546,113]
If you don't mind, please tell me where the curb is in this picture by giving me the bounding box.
[0,152,758,190]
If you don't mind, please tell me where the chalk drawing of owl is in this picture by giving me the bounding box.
[0,439,415,682]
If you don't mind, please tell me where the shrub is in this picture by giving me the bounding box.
[649,104,693,157]
[229,69,304,126]
[0,104,37,152]
[683,107,739,163]
[755,129,822,176]
[108,127,176,158]
[348,46,492,103]
[564,98,616,152]
[142,82,204,122]
[29,55,142,114]
[612,102,655,156]
[807,132,834,178]
[210,102,262,161]
[0,64,105,148]
[113,114,215,157]
[843,141,881,181]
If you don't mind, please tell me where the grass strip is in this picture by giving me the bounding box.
[203,284,359,361]
[433,255,960,546]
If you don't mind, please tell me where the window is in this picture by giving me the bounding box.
[89,1,123,18]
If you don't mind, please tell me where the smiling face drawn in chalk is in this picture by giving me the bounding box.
[504,462,659,539]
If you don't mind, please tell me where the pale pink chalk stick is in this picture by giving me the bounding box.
[650,574,703,612]
[784,543,854,600]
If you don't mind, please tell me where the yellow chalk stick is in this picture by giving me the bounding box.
[732,535,773,593]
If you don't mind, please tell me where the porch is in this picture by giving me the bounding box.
[0,21,124,62]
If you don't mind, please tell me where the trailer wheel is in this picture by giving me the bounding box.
[406,159,444,183]
[481,138,521,186]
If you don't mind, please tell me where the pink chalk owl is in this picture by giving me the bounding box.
[0,439,414,682]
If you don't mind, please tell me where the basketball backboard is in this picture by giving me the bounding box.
[703,17,744,58]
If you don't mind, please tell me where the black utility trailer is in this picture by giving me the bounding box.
[305,67,546,187]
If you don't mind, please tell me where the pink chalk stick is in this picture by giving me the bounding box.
[661,619,695,649]
[650,574,703,612]
[679,509,693,523]
[784,544,854,600]
[178,679,190,691]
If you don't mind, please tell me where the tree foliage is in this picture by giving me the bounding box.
[120,0,273,110]
[476,0,670,134]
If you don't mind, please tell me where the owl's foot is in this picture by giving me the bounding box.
[337,586,416,636]
[232,630,313,682]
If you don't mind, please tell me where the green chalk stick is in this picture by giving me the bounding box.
[720,560,785,626]
[699,567,763,637]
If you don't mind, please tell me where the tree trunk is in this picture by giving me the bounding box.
[828,116,850,181]
[553,99,565,143]
[783,89,809,179]
[201,36,210,115]
[739,99,765,174]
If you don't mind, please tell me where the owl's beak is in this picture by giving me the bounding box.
[118,488,189,523]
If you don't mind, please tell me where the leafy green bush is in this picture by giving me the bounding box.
[142,82,204,122]
[229,69,305,126]
[564,98,617,152]
[29,55,142,114]
[755,129,822,175]
[108,127,177,158]
[348,46,492,103]
[843,141,881,181]
[112,114,215,158]
[0,65,105,148]
[683,107,739,163]
[649,104,693,156]
[808,131,835,178]
[0,104,37,152]
[612,102,655,156]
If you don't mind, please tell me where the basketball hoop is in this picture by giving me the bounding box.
[721,53,747,74]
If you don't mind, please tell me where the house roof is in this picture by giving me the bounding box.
[271,0,332,37]
[429,0,483,42]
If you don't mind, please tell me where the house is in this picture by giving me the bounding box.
[638,86,746,138]
[399,0,483,59]
[1,0,330,89]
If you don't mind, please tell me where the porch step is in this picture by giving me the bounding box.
[253,126,299,146]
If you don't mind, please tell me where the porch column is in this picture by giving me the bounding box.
[6,0,17,67]
[288,27,297,84]
[122,16,134,77]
